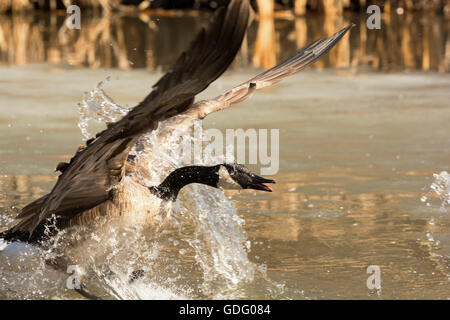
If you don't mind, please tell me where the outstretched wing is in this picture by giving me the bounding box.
[176,24,355,122]
[14,0,250,236]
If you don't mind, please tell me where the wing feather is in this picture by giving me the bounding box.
[182,24,355,120]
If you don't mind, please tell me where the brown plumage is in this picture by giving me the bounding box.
[1,0,354,243]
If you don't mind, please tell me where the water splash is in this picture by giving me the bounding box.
[77,77,128,140]
[120,119,256,298]
[69,81,257,298]
[421,171,450,212]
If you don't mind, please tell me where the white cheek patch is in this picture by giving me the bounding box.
[217,166,242,190]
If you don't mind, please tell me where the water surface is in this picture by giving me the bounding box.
[0,12,449,299]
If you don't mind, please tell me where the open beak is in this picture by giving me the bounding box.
[249,174,276,192]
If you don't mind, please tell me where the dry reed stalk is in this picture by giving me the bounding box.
[256,0,274,17]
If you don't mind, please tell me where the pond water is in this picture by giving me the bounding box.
[0,11,449,299]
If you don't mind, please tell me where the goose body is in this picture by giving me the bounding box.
[0,0,354,244]
[68,176,168,228]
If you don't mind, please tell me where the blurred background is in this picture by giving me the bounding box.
[2,0,450,14]
[0,0,449,72]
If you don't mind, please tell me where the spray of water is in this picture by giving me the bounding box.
[78,77,129,141]
[72,79,258,298]
[421,171,450,212]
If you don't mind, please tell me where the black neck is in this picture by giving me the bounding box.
[149,165,220,201]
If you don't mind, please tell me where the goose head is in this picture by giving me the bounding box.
[150,163,276,201]
[217,163,275,192]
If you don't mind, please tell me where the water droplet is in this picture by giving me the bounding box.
[257,264,267,273]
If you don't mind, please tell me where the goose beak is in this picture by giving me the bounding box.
[249,174,276,192]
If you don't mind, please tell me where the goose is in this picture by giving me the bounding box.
[1,0,354,246]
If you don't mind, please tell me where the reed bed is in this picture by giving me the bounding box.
[0,0,449,14]
[0,11,447,72]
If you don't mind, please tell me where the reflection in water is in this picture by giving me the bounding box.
[2,166,449,299]
[243,206,450,299]
[0,12,448,71]
[231,170,450,299]
[252,17,276,68]
[0,175,53,214]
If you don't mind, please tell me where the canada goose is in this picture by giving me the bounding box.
[0,0,354,245]
[0,164,274,241]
